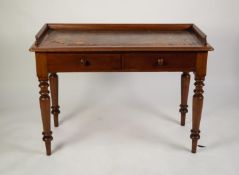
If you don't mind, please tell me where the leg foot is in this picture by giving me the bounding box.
[43,131,53,155]
[180,105,188,126]
[190,129,200,153]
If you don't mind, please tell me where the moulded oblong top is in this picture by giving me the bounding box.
[29,23,214,52]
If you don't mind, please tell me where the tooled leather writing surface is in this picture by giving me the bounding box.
[40,30,203,48]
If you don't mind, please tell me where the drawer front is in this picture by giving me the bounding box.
[47,53,121,72]
[123,53,196,71]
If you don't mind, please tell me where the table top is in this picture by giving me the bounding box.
[30,24,213,52]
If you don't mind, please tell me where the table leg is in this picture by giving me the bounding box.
[39,78,53,155]
[179,72,190,126]
[49,73,60,127]
[190,75,205,153]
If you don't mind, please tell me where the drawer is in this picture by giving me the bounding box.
[123,53,196,71]
[47,53,121,72]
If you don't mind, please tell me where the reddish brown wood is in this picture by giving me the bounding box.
[36,53,53,156]
[39,79,52,155]
[49,73,60,127]
[47,53,121,72]
[122,52,196,72]
[191,76,204,153]
[48,23,193,31]
[29,24,213,52]
[191,24,207,45]
[180,72,190,126]
[30,24,213,155]
[35,24,48,46]
[190,52,208,153]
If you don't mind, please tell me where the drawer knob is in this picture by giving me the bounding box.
[157,58,164,66]
[80,58,90,66]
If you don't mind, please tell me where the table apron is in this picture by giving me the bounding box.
[45,52,197,72]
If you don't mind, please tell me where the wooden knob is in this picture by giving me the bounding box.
[80,58,86,65]
[157,58,164,66]
[80,58,90,66]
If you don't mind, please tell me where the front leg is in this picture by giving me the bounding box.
[39,78,53,155]
[190,75,205,153]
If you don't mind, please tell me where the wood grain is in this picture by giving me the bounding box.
[47,53,121,72]
[29,24,213,52]
[49,73,60,127]
[30,24,213,155]
[180,72,190,126]
[190,52,208,153]
[123,52,196,71]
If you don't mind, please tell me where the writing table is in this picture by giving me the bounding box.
[29,24,213,155]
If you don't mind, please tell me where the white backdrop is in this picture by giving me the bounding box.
[0,0,239,175]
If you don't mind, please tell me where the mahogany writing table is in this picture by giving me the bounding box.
[29,24,213,155]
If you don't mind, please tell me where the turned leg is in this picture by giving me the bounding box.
[49,73,60,127]
[190,75,205,153]
[179,72,190,126]
[39,78,53,155]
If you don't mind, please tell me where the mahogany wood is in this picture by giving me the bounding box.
[30,24,213,155]
[190,52,208,153]
[47,53,121,72]
[30,24,213,52]
[122,52,196,72]
[180,72,190,126]
[39,79,52,155]
[49,73,60,127]
[36,53,52,155]
[191,24,207,45]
